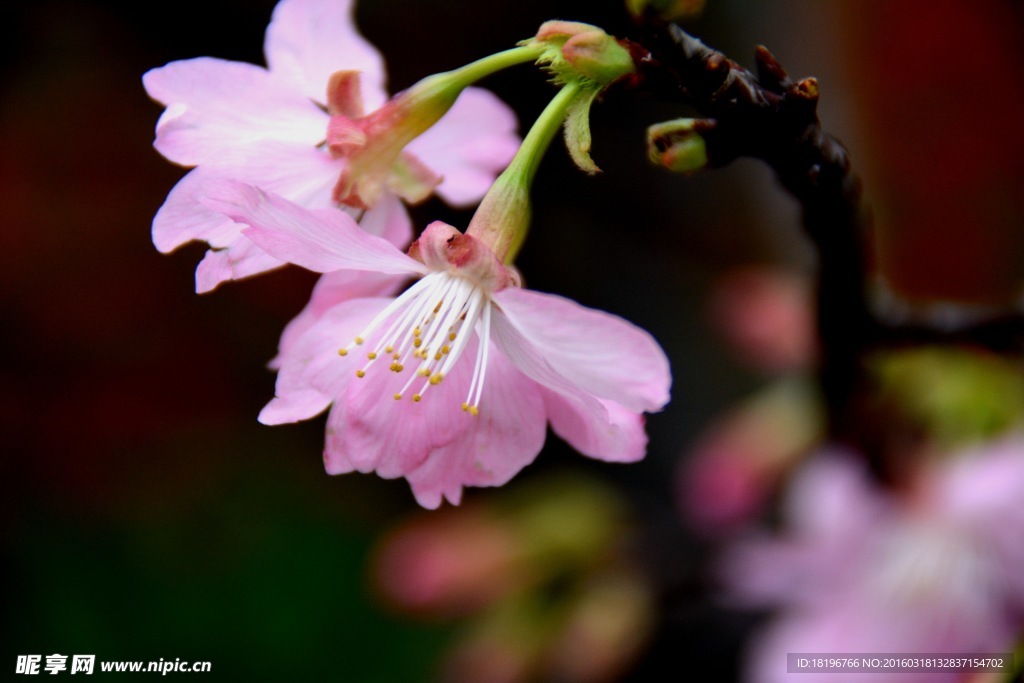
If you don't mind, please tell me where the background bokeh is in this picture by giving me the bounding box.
[3,0,1023,680]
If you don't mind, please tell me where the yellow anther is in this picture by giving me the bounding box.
[434,352,443,361]
[417,368,431,377]
[355,370,366,378]
[390,363,404,372]
[367,352,377,360]
[469,406,479,416]
[393,393,402,400]
[441,345,450,355]
[354,336,364,345]
[461,402,470,412]
[413,338,422,348]
[448,333,457,341]
[385,346,394,353]
[429,373,444,385]
[412,394,422,402]
[393,353,400,359]
[413,327,421,337]
[338,349,348,357]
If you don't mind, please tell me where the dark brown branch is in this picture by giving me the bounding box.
[627,25,872,441]
[624,23,1024,447]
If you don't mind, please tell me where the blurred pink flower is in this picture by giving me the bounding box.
[143,0,519,292]
[722,439,1024,682]
[371,507,526,617]
[678,379,823,535]
[209,183,671,508]
[709,267,816,374]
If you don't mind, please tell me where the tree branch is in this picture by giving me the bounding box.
[627,23,1024,447]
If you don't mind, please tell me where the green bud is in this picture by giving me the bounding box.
[870,347,1024,448]
[526,21,635,86]
[561,30,635,86]
[647,118,709,174]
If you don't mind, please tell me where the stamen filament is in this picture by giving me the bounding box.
[339,272,492,410]
[466,302,492,411]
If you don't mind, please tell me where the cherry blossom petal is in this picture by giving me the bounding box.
[406,351,547,508]
[152,168,242,253]
[358,192,414,251]
[152,143,338,252]
[272,269,406,368]
[495,288,671,412]
[155,147,413,292]
[491,306,651,463]
[195,140,340,203]
[264,0,387,110]
[341,335,479,476]
[203,183,428,276]
[323,398,356,474]
[195,239,286,294]
[143,57,326,166]
[260,297,390,425]
[405,87,520,207]
[939,437,1024,527]
[542,390,648,463]
[488,306,606,414]
[152,172,288,292]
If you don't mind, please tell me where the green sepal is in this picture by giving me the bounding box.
[563,85,601,174]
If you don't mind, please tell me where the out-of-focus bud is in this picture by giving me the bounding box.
[504,475,625,568]
[869,347,1024,450]
[370,507,527,618]
[441,609,540,683]
[679,378,824,534]
[626,0,706,22]
[647,118,709,174]
[373,475,654,682]
[709,266,817,373]
[546,569,654,683]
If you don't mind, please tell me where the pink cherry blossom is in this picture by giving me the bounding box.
[143,0,519,292]
[206,183,672,508]
[722,441,1024,683]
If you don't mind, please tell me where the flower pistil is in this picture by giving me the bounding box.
[337,222,518,414]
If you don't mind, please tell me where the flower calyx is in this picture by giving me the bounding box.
[326,70,450,210]
[324,42,544,210]
[523,22,635,174]
[528,21,635,88]
[409,222,520,292]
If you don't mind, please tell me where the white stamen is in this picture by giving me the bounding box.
[465,303,492,413]
[340,271,495,413]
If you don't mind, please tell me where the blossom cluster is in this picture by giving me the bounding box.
[144,0,671,508]
[723,439,1024,683]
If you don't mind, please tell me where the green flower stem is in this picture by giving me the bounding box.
[411,45,545,103]
[508,79,581,186]
[445,45,546,88]
[468,81,583,263]
[396,45,545,154]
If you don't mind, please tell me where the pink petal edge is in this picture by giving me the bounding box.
[264,0,387,110]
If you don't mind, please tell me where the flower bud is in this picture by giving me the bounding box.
[528,21,635,86]
[647,117,709,174]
